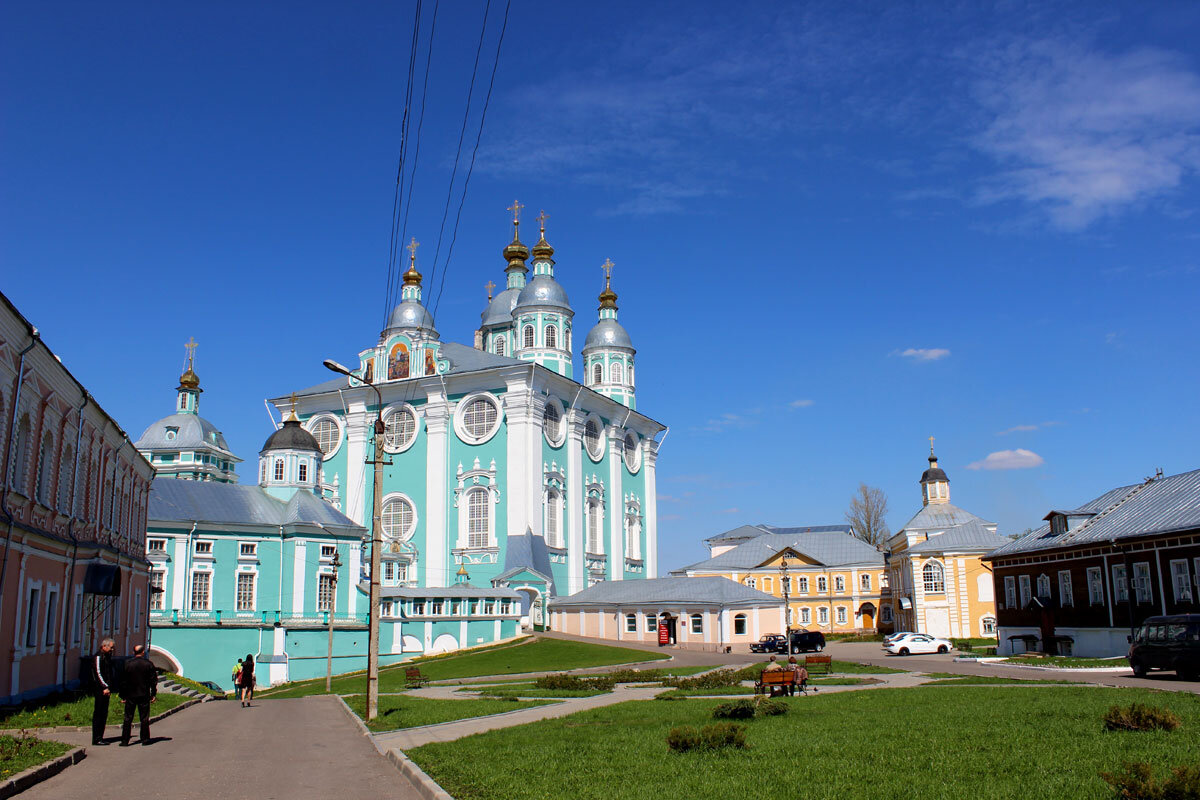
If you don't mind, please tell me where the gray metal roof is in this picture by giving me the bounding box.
[378,585,521,599]
[514,275,571,311]
[383,299,437,334]
[549,577,782,608]
[987,468,1200,559]
[703,524,772,545]
[760,524,855,536]
[481,287,521,328]
[135,413,235,456]
[149,478,363,532]
[680,530,883,572]
[906,519,1011,554]
[897,501,992,532]
[582,319,633,352]
[260,419,322,454]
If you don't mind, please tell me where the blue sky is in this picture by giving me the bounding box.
[3,1,1199,571]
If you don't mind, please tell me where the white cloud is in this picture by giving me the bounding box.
[789,399,814,409]
[966,449,1046,470]
[898,348,951,362]
[972,39,1200,230]
[997,421,1061,435]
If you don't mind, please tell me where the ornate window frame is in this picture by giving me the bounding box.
[583,413,605,462]
[623,494,642,561]
[453,458,501,556]
[542,396,566,448]
[381,491,419,546]
[543,462,566,549]
[382,402,422,454]
[922,559,946,594]
[453,392,503,446]
[305,413,345,460]
[622,431,641,473]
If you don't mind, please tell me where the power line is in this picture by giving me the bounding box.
[397,0,440,282]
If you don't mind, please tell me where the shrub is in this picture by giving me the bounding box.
[756,699,789,717]
[666,722,748,752]
[533,674,615,692]
[712,700,756,720]
[662,669,740,690]
[1100,761,1200,799]
[1103,704,1182,732]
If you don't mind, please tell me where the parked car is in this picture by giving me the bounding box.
[750,634,789,654]
[883,633,952,655]
[199,681,224,693]
[884,631,915,644]
[1127,614,1200,680]
[789,629,826,653]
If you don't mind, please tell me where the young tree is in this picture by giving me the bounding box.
[845,483,890,549]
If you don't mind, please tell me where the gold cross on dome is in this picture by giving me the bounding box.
[288,392,299,421]
[536,209,549,236]
[485,280,496,300]
[507,199,523,225]
[407,237,419,264]
[929,435,935,454]
[184,336,198,369]
[601,258,614,284]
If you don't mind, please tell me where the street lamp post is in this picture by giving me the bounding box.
[324,358,385,721]
[325,551,341,693]
[779,557,791,639]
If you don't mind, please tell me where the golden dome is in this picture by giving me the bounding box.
[177,367,200,391]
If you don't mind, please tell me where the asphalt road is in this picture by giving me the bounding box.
[24,695,420,800]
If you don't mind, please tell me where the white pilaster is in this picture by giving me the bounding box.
[644,440,659,578]
[345,406,369,527]
[566,412,586,594]
[424,392,449,587]
[348,543,361,617]
[292,541,306,616]
[607,427,623,581]
[502,378,537,542]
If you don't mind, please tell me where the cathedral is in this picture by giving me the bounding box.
[275,209,665,616]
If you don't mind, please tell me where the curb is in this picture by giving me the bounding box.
[20,696,205,737]
[0,745,85,799]
[973,658,1129,673]
[331,695,455,800]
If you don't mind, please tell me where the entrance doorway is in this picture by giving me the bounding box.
[859,603,876,630]
[658,614,677,645]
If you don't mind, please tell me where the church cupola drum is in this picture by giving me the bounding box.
[582,259,636,409]
[511,206,574,377]
[259,399,324,500]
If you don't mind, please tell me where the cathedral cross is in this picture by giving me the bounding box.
[407,237,420,265]
[507,199,523,225]
[929,435,935,455]
[536,209,549,236]
[601,258,614,286]
[184,336,198,370]
[485,280,496,300]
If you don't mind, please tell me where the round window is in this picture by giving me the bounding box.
[307,417,342,457]
[623,432,640,472]
[584,417,604,460]
[384,406,418,453]
[382,496,416,543]
[543,401,564,446]
[455,394,502,444]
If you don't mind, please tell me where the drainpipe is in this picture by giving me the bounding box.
[0,330,39,610]
[58,394,88,689]
[277,525,285,620]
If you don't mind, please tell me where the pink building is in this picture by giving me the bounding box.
[1,292,155,703]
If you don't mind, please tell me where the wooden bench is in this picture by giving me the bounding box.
[404,667,428,688]
[754,670,794,696]
[805,655,833,675]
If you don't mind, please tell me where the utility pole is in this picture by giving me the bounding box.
[325,551,341,693]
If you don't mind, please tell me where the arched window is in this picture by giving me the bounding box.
[690,613,703,634]
[817,576,827,593]
[610,363,623,385]
[545,489,561,548]
[624,514,640,558]
[543,403,562,445]
[58,444,74,512]
[298,462,308,483]
[11,414,30,494]
[584,418,603,459]
[592,363,603,385]
[733,613,747,635]
[494,337,505,357]
[259,460,267,484]
[467,489,489,548]
[273,459,284,481]
[382,496,416,542]
[923,561,945,593]
[523,325,535,348]
[586,499,602,553]
[545,324,557,349]
[981,616,997,635]
[628,364,634,387]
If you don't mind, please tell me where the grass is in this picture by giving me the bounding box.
[0,692,189,730]
[0,735,71,779]
[162,672,225,697]
[1000,656,1128,669]
[463,682,611,699]
[407,686,1200,800]
[922,677,1074,686]
[656,677,875,698]
[733,660,903,678]
[341,693,558,732]
[262,637,667,699]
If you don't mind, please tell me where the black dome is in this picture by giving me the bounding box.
[920,467,949,483]
[260,419,322,454]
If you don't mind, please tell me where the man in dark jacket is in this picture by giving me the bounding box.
[90,638,117,745]
[119,644,158,746]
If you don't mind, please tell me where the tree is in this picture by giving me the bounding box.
[845,483,890,549]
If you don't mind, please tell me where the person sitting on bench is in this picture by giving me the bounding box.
[786,656,808,696]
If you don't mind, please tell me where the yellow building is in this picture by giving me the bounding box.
[674,525,890,633]
[886,448,1010,638]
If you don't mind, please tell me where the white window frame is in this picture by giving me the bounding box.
[1087,567,1104,605]
[1058,570,1073,607]
[817,606,828,625]
[304,413,345,460]
[610,362,623,385]
[583,414,605,462]
[1004,576,1017,609]
[235,570,257,612]
[1169,559,1192,604]
[453,392,503,445]
[150,570,166,611]
[460,487,495,550]
[981,615,997,635]
[1036,573,1051,599]
[586,498,605,554]
[1132,562,1152,604]
[923,561,945,594]
[190,569,212,611]
[24,582,41,650]
[817,576,827,593]
[522,325,535,349]
[835,575,846,593]
[194,540,214,558]
[382,403,422,454]
[800,607,811,625]
[623,432,641,473]
[743,577,756,589]
[545,324,558,349]
[798,576,809,594]
[239,541,257,559]
[625,613,637,633]
[43,586,59,650]
[147,538,167,555]
[1111,564,1129,603]
[381,493,419,543]
[835,606,847,625]
[690,613,703,634]
[317,572,336,613]
[733,613,747,635]
[1019,574,1031,607]
[544,488,563,548]
[861,573,871,591]
[542,397,566,447]
[645,613,657,633]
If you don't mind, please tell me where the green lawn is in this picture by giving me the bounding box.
[0,692,189,730]
[656,677,874,698]
[922,677,1074,686]
[408,686,1200,799]
[458,682,611,699]
[341,694,558,732]
[264,638,669,699]
[734,660,903,678]
[0,735,71,779]
[999,656,1128,669]
[162,672,225,696]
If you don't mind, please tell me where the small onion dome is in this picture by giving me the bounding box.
[921,454,949,484]
[531,234,554,262]
[598,284,618,310]
[481,287,521,327]
[177,367,200,391]
[260,418,322,455]
[514,275,571,310]
[456,564,469,576]
[504,235,530,269]
[402,260,422,287]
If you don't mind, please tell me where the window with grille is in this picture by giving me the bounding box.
[298,462,308,482]
[801,607,811,624]
[308,418,340,455]
[836,606,847,624]
[1036,573,1051,599]
[148,538,166,553]
[494,337,505,356]
[274,459,284,481]
[317,573,335,612]
[1170,560,1193,603]
[194,541,212,555]
[818,607,828,624]
[646,613,657,632]
[861,573,871,591]
[743,577,756,589]
[817,576,827,593]
[592,363,603,385]
[467,490,489,548]
[610,363,622,385]
[587,500,601,552]
[461,397,498,441]
[923,562,945,593]
[584,419,602,459]
[236,572,256,611]
[431,600,443,616]
[385,408,417,451]
[191,572,211,610]
[382,497,415,542]
[1086,567,1103,604]
[546,325,557,349]
[150,571,165,610]
[1133,562,1152,604]
[545,490,560,547]
[1005,576,1017,608]
[835,575,846,593]
[543,403,561,444]
[384,561,395,583]
[623,433,639,471]
[625,613,637,632]
[799,577,809,593]
[1058,570,1073,606]
[523,325,535,348]
[981,616,997,635]
[625,515,638,557]
[1111,565,1128,602]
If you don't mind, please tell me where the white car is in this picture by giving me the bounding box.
[883,633,953,656]
[883,631,915,645]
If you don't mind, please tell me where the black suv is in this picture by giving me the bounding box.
[750,634,788,654]
[1128,614,1200,680]
[789,630,826,653]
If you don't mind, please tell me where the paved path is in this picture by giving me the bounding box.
[24,696,420,800]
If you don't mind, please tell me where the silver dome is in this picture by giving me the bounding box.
[135,413,234,453]
[583,319,634,351]
[514,275,571,311]
[384,300,437,334]
[480,287,521,327]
